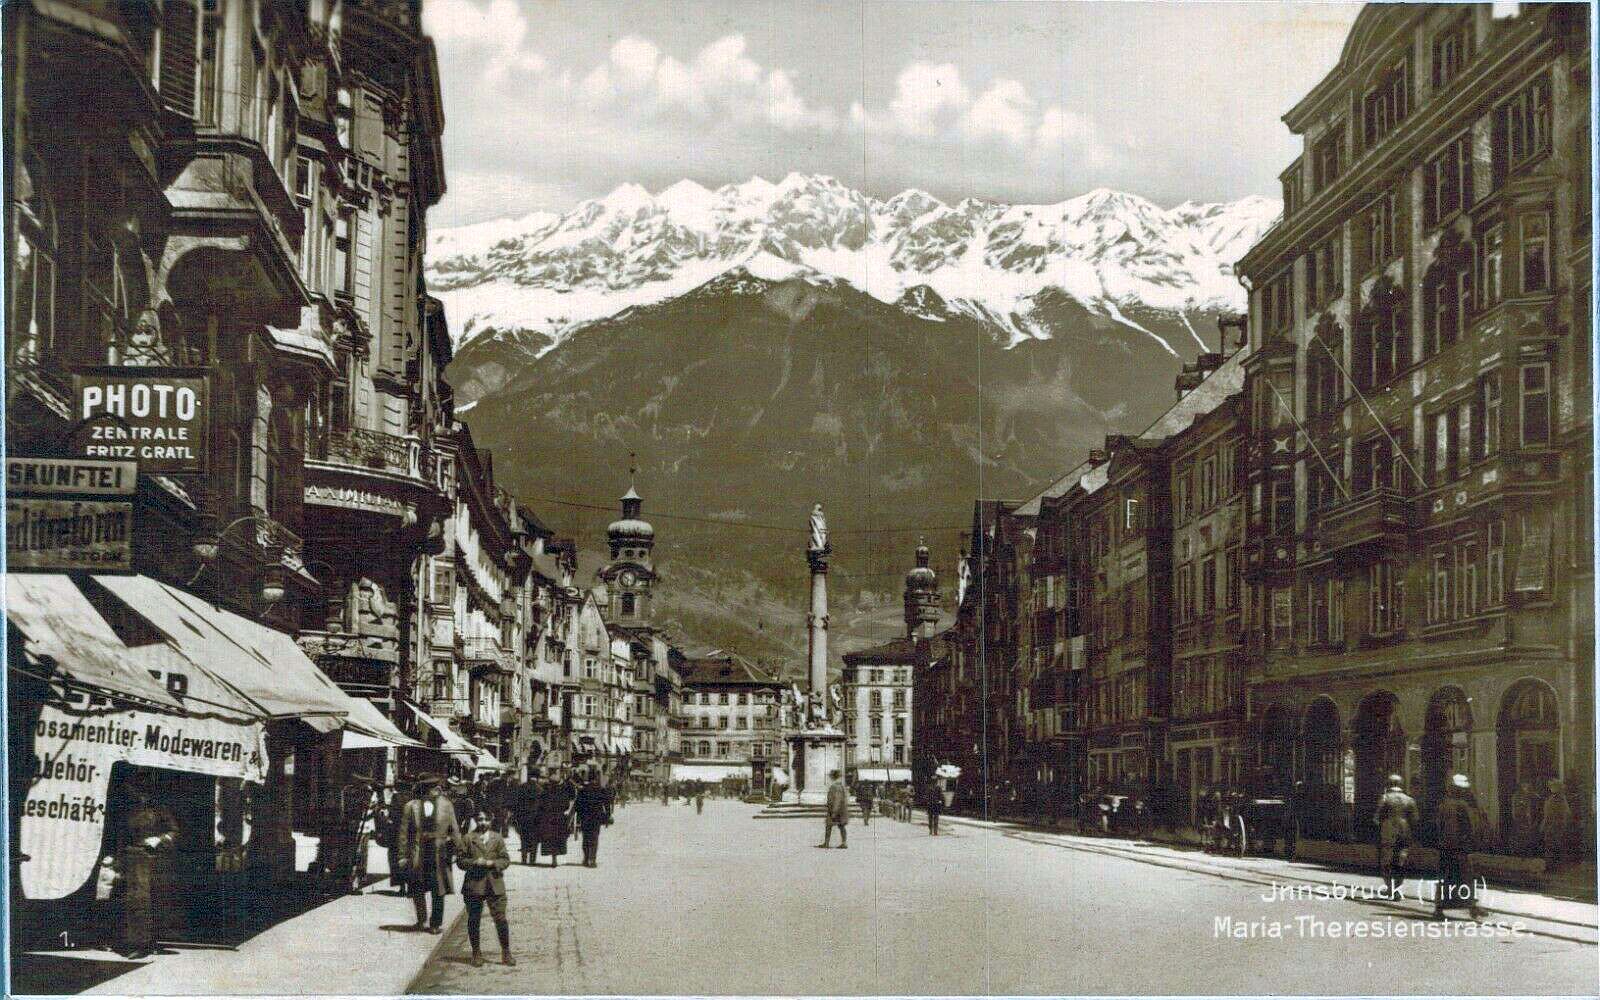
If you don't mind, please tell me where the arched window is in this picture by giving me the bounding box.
[10,152,56,363]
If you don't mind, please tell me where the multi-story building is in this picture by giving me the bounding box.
[841,540,939,783]
[1236,2,1591,842]
[678,653,785,788]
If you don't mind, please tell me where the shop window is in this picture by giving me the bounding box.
[1520,214,1550,294]
[10,153,56,363]
[1520,363,1551,446]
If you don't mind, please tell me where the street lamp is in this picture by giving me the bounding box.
[190,513,288,605]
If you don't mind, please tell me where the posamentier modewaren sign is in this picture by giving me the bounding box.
[72,366,210,474]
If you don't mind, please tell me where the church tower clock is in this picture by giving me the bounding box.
[599,460,656,630]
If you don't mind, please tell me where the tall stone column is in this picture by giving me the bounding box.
[807,545,829,712]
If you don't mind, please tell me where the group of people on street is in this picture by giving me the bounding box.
[378,764,619,967]
[1373,773,1487,920]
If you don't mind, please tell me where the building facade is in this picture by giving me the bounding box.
[678,653,785,788]
[1237,2,1592,842]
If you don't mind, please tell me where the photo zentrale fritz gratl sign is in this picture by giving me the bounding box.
[72,367,210,474]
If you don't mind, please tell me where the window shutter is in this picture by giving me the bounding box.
[160,0,198,118]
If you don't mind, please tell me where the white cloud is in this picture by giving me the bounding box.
[888,62,970,135]
[962,79,1035,147]
[610,36,661,90]
[422,0,545,83]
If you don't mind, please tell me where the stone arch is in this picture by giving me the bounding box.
[1257,703,1294,793]
[1496,677,1562,838]
[1299,696,1345,839]
[1421,685,1474,835]
[1354,689,1405,826]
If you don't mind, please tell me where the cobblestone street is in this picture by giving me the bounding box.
[407,799,1598,996]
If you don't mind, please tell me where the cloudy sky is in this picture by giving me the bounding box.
[422,0,1364,228]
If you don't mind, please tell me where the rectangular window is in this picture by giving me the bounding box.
[1425,134,1473,226]
[1312,127,1343,191]
[1200,457,1217,511]
[1430,549,1453,624]
[1282,167,1302,217]
[1200,557,1217,618]
[197,5,221,125]
[1220,442,1236,497]
[1329,578,1345,645]
[1176,466,1193,523]
[1459,542,1479,618]
[1362,60,1409,150]
[1502,72,1552,170]
[1370,561,1401,634]
[1366,191,1398,271]
[1521,214,1550,294]
[1270,475,1294,535]
[1124,497,1142,532]
[1177,566,1193,624]
[1432,19,1473,90]
[1521,363,1550,445]
[1478,372,1502,458]
[1479,225,1504,307]
[1225,547,1241,610]
[1487,520,1505,606]
[1430,411,1452,483]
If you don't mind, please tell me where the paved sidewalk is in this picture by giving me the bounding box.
[932,811,1599,940]
[13,845,456,996]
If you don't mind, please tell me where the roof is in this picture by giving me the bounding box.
[1136,346,1248,443]
[1015,459,1095,517]
[842,635,947,666]
[680,651,781,687]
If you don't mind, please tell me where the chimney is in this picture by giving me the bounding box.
[1087,448,1109,466]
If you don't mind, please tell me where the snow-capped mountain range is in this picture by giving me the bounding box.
[426,174,1280,359]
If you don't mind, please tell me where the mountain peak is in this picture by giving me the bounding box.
[427,176,1282,357]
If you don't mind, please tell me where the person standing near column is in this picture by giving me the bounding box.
[1373,774,1418,898]
[457,805,515,966]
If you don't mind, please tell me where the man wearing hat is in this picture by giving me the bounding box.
[1434,773,1486,920]
[397,776,464,933]
[818,770,850,849]
[1372,773,1418,897]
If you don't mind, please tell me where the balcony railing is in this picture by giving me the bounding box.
[462,636,515,674]
[311,426,433,483]
[1313,488,1415,558]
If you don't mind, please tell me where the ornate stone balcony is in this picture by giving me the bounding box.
[304,426,445,533]
[463,636,515,676]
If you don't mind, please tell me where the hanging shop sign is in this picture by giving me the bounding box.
[73,367,210,474]
[7,457,137,496]
[7,498,133,571]
[19,687,267,900]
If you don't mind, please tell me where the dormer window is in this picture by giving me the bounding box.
[1431,17,1474,91]
[1361,58,1410,151]
[1311,126,1343,192]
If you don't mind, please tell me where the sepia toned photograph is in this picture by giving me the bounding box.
[2,0,1595,995]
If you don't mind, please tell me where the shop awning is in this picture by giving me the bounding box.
[342,697,424,749]
[855,767,912,783]
[6,574,183,710]
[474,752,510,772]
[671,762,749,782]
[404,700,484,756]
[341,729,397,750]
[93,575,351,722]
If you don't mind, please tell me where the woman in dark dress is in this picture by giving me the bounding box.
[533,775,572,866]
[510,779,539,865]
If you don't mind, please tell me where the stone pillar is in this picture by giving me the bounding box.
[807,545,829,713]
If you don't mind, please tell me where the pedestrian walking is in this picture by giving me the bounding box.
[925,782,943,835]
[695,789,705,814]
[1372,774,1418,897]
[818,770,850,848]
[511,777,539,865]
[398,776,464,934]
[115,778,178,958]
[1541,778,1572,869]
[1433,774,1486,920]
[533,772,573,867]
[457,806,515,967]
[856,783,874,826]
[575,770,612,867]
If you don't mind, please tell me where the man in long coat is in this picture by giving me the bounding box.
[1373,774,1418,897]
[398,777,463,933]
[533,773,573,866]
[574,770,612,867]
[1433,773,1486,920]
[818,770,850,849]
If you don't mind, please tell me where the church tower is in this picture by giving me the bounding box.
[599,459,657,629]
[903,537,940,640]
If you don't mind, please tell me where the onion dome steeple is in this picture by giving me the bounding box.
[903,536,941,640]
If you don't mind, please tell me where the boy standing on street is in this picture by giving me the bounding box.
[458,806,515,967]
